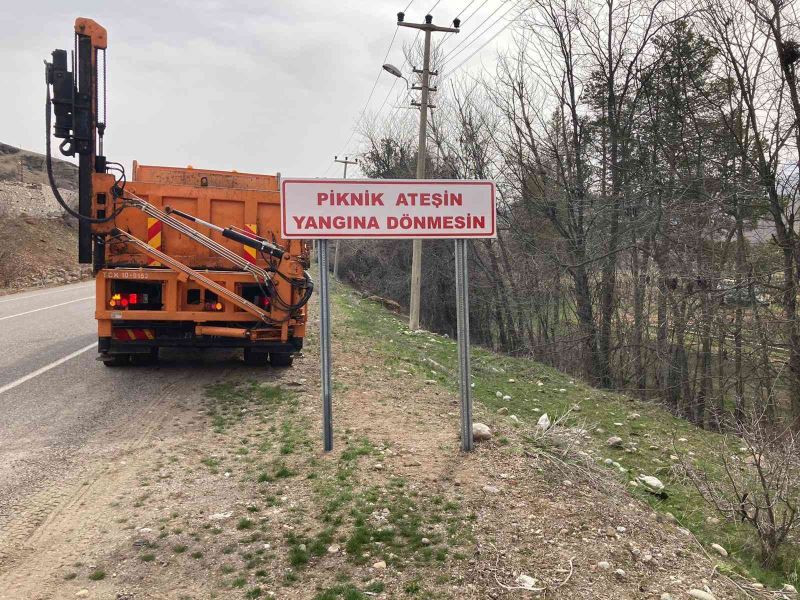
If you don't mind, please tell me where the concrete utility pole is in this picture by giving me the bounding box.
[397,11,459,331]
[332,155,358,279]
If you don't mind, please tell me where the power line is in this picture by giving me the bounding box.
[439,0,513,68]
[441,0,525,78]
[437,0,492,50]
[322,1,417,174]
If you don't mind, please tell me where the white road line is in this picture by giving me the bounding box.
[0,342,98,396]
[0,296,94,321]
[0,283,94,305]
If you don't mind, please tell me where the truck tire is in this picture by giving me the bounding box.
[243,348,269,366]
[102,354,130,367]
[270,352,294,367]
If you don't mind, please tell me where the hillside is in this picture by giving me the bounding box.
[0,143,86,292]
[1,277,793,599]
[0,141,77,190]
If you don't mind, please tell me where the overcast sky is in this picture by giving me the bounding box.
[4,0,517,179]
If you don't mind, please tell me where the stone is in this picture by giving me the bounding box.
[372,560,387,570]
[687,591,716,600]
[537,413,551,430]
[482,485,500,494]
[782,583,797,594]
[660,594,674,600]
[710,543,728,557]
[421,537,431,545]
[209,511,233,520]
[502,395,512,401]
[497,407,509,415]
[75,592,89,599]
[472,423,492,441]
[515,574,538,590]
[637,474,665,494]
[597,561,611,570]
[614,569,626,578]
[495,391,503,398]
[571,404,582,412]
[628,413,641,420]
[607,436,624,448]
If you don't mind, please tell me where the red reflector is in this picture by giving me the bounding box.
[128,293,138,304]
[120,299,129,307]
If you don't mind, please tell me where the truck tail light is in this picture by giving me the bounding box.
[109,292,148,309]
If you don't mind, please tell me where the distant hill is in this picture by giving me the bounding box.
[0,142,77,191]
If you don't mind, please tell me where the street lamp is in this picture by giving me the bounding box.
[382,63,409,89]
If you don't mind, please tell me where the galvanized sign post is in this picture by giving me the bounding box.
[454,238,473,451]
[281,179,495,452]
[317,239,334,452]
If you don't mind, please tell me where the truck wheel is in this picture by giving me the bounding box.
[102,354,130,367]
[243,348,269,366]
[270,352,294,367]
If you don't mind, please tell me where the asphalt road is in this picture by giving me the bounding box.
[0,281,251,554]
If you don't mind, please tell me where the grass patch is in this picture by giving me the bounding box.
[88,569,106,581]
[335,280,800,587]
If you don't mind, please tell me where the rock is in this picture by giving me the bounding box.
[571,404,581,412]
[537,413,551,430]
[372,560,387,570]
[710,543,728,557]
[508,378,516,383]
[502,395,512,401]
[637,474,665,494]
[607,436,624,448]
[515,574,538,590]
[425,379,436,385]
[614,568,626,579]
[657,512,678,525]
[209,511,233,520]
[421,537,431,545]
[782,583,797,594]
[495,391,503,398]
[75,592,89,598]
[660,594,674,600]
[510,415,520,424]
[482,485,500,494]
[627,412,641,420]
[687,590,716,600]
[472,423,492,441]
[597,561,611,570]
[497,407,509,415]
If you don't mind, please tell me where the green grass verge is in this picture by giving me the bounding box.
[333,280,799,589]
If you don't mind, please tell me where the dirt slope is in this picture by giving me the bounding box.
[0,281,766,600]
[0,143,86,292]
[0,142,77,190]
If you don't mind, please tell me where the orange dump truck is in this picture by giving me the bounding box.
[44,19,312,366]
